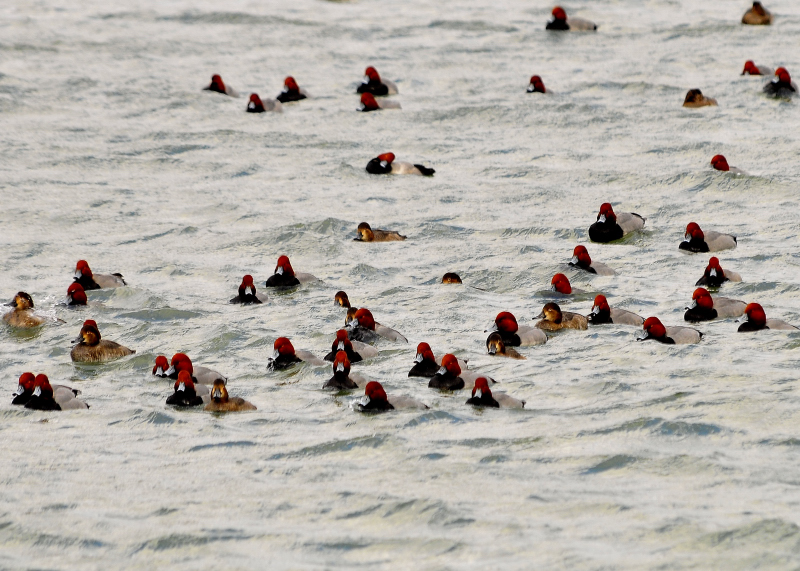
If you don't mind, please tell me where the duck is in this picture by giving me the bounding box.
[680,222,737,253]
[346,308,408,343]
[763,68,797,98]
[204,74,238,97]
[710,155,747,175]
[546,6,597,31]
[70,320,134,362]
[684,288,746,322]
[66,283,87,306]
[737,303,798,331]
[229,274,268,304]
[12,372,84,407]
[269,337,327,370]
[741,61,773,76]
[323,351,369,390]
[324,329,378,363]
[73,260,125,290]
[588,203,645,243]
[486,332,525,359]
[152,355,170,377]
[247,93,282,113]
[356,66,398,96]
[636,317,702,344]
[166,370,208,407]
[204,380,256,412]
[276,76,308,103]
[358,93,401,112]
[587,295,644,326]
[535,302,588,331]
[550,273,585,295]
[25,374,88,410]
[441,272,462,284]
[742,1,772,25]
[409,343,470,376]
[354,222,406,242]
[428,354,467,390]
[3,292,46,328]
[683,89,717,108]
[466,378,525,409]
[527,75,546,94]
[695,257,742,288]
[353,381,429,412]
[365,152,435,176]
[163,353,227,386]
[485,311,546,346]
[568,245,615,276]
[334,291,351,308]
[265,255,316,288]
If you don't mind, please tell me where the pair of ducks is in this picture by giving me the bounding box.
[229,256,317,304]
[12,373,87,410]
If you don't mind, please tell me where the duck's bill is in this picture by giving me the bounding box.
[13,385,24,396]
[597,215,606,223]
[484,322,498,334]
[413,353,423,363]
[635,330,649,341]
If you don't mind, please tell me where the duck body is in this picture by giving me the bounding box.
[276,77,309,103]
[356,67,398,96]
[324,331,378,363]
[569,259,615,276]
[204,380,255,412]
[763,78,797,98]
[742,2,772,25]
[24,375,88,410]
[365,153,435,176]
[737,303,798,331]
[546,8,596,31]
[354,222,406,242]
[680,227,737,253]
[637,317,702,344]
[466,378,525,409]
[71,340,134,362]
[3,292,46,328]
[535,312,588,331]
[74,260,125,290]
[588,204,645,243]
[684,289,746,322]
[486,332,525,359]
[205,74,238,97]
[589,307,644,326]
[229,275,268,304]
[683,89,718,108]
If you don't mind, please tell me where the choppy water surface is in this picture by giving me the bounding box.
[2,0,800,567]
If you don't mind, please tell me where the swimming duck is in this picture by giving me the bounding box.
[324,329,378,363]
[485,311,546,346]
[334,291,351,308]
[710,155,747,175]
[73,260,125,290]
[527,75,546,94]
[66,283,87,306]
[636,317,702,344]
[152,355,170,377]
[346,308,408,343]
[365,152,435,176]
[229,274,268,304]
[265,255,316,287]
[323,351,369,390]
[588,203,645,243]
[695,257,742,288]
[70,320,134,362]
[204,380,256,412]
[358,93,401,112]
[25,374,88,410]
[486,332,525,359]
[428,354,467,390]
[441,272,462,284]
[535,302,588,331]
[684,288,746,322]
[276,76,308,103]
[742,2,772,25]
[680,222,737,253]
[353,381,428,412]
[12,372,83,407]
[550,273,585,295]
[356,66,398,96]
[546,6,597,31]
[568,245,615,276]
[741,61,773,76]
[683,89,717,108]
[763,68,797,98]
[269,337,327,370]
[3,292,45,328]
[247,93,282,113]
[204,74,239,97]
[466,377,525,409]
[166,370,208,407]
[354,222,406,242]
[409,342,440,376]
[163,353,227,386]
[587,295,644,326]
[737,303,798,331]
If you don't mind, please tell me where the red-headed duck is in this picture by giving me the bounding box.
[680,222,736,253]
[710,154,747,175]
[346,307,408,343]
[569,245,615,276]
[764,68,797,98]
[265,255,316,287]
[696,257,742,288]
[588,203,645,243]
[66,283,87,306]
[3,292,45,328]
[550,273,585,295]
[229,274,268,304]
[684,287,746,322]
[166,370,207,407]
[276,76,308,103]
[13,372,84,407]
[466,378,525,409]
[737,303,798,331]
[636,317,702,344]
[535,302,588,331]
[70,320,134,362]
[356,66,398,96]
[205,379,256,412]
[441,272,462,284]
[335,291,351,308]
[527,75,546,94]
[25,374,88,410]
[742,61,773,76]
[73,260,125,290]
[269,337,326,370]
[588,295,644,326]
[324,350,369,390]
[486,332,525,359]
[365,152,435,176]
[247,93,281,113]
[358,93,401,112]
[546,6,597,31]
[324,329,378,363]
[485,311,546,346]
[204,74,239,97]
[742,2,772,25]
[428,354,466,390]
[353,381,428,412]
[165,353,226,386]
[683,89,717,108]
[354,222,406,242]
[152,355,170,377]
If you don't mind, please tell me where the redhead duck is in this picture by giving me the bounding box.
[486,332,525,359]
[204,74,239,97]
[66,283,87,306]
[354,381,428,412]
[684,288,746,322]
[365,152,435,176]
[166,370,208,407]
[710,155,747,175]
[229,274,268,304]
[587,295,643,326]
[152,355,170,377]
[204,380,256,412]
[354,222,406,242]
[3,292,45,328]
[466,378,525,409]
[742,2,772,25]
[636,317,702,344]
[334,291,351,308]
[588,203,645,243]
[25,374,88,410]
[737,303,798,331]
[346,308,408,343]
[276,76,308,103]
[441,272,462,284]
[683,89,717,108]
[535,302,588,331]
[485,311,546,346]
[73,260,125,290]
[527,75,546,94]
[269,337,326,370]
[695,257,742,288]
[763,68,797,98]
[265,255,316,287]
[409,343,469,376]
[70,320,134,362]
[741,61,773,76]
[358,93,401,112]
[356,66,398,96]
[247,93,282,113]
[12,372,83,407]
[569,245,615,276]
[324,329,378,363]
[680,222,736,253]
[546,6,597,31]
[428,354,466,390]
[323,351,369,390]
[550,273,585,295]
[162,353,227,387]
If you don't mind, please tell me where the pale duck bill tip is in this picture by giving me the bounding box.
[164,365,175,376]
[74,270,82,279]
[474,389,482,398]
[488,346,496,355]
[570,256,579,265]
[436,366,447,376]
[276,266,284,275]
[336,362,345,372]
[245,286,254,295]
[337,341,345,351]
[13,385,24,396]
[683,233,691,242]
[635,330,649,341]
[598,214,606,223]
[359,394,371,407]
[590,306,600,315]
[33,386,41,397]
[348,318,359,328]
[484,322,498,333]
[177,382,185,392]
[155,367,164,376]
[271,349,280,360]
[212,389,222,399]
[709,268,717,277]
[362,75,370,84]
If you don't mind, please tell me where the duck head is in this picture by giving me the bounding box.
[537,302,564,323]
[334,291,351,308]
[8,292,34,310]
[348,308,376,331]
[74,320,101,346]
[684,222,704,243]
[332,329,353,353]
[550,273,572,294]
[687,287,714,310]
[174,370,197,396]
[486,332,507,355]
[436,354,461,378]
[359,93,380,112]
[738,303,768,329]
[152,355,170,377]
[415,342,435,363]
[637,317,667,341]
[355,222,375,242]
[274,256,295,278]
[74,260,93,281]
[486,311,518,334]
[66,283,87,305]
[210,379,228,403]
[711,155,729,171]
[13,372,36,399]
[571,245,592,268]
[333,350,351,378]
[283,76,300,93]
[528,75,546,93]
[441,272,462,284]
[596,203,616,224]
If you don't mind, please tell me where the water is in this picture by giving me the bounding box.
[2,0,800,567]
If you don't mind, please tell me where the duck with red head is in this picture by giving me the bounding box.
[428,354,466,390]
[323,351,369,390]
[66,283,87,306]
[204,74,239,97]
[230,275,268,304]
[353,381,428,412]
[466,378,525,409]
[152,355,170,378]
[277,76,309,103]
[269,337,326,370]
[527,75,547,94]
[166,370,207,407]
[549,273,585,296]
[409,342,439,376]
[365,152,435,176]
[247,93,281,113]
[742,1,772,25]
[12,372,37,405]
[710,155,747,175]
[205,380,256,412]
[324,329,379,363]
[25,374,88,410]
[354,222,406,242]
[683,89,717,108]
[569,245,615,276]
[73,260,126,290]
[546,6,596,31]
[71,320,134,362]
[265,255,311,288]
[588,295,643,326]
[3,292,45,328]
[742,61,773,76]
[358,93,401,112]
[485,311,546,346]
[636,317,702,344]
[737,303,798,331]
[764,68,797,98]
[345,307,408,343]
[164,353,226,386]
[588,203,645,243]
[696,257,742,288]
[356,66,398,96]
[680,222,737,253]
[535,302,588,331]
[684,288,746,322]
